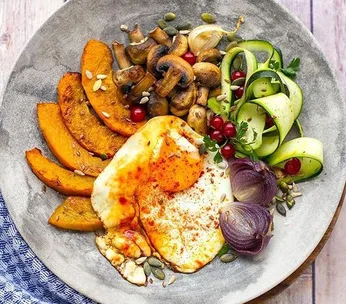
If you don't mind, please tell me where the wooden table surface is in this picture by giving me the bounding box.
[0,0,345,303]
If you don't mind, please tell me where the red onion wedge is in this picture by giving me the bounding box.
[220,202,273,255]
[229,158,277,206]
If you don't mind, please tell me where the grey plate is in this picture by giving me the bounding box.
[0,0,345,303]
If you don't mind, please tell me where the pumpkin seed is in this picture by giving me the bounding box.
[286,199,295,209]
[227,31,237,41]
[151,267,165,280]
[232,56,242,70]
[100,153,108,160]
[231,77,245,86]
[97,74,107,79]
[279,181,289,193]
[276,203,286,216]
[157,19,168,29]
[135,257,147,265]
[163,26,178,36]
[176,22,192,31]
[168,275,176,285]
[164,12,176,21]
[201,12,216,24]
[220,253,237,263]
[142,91,150,97]
[139,96,149,104]
[275,195,285,202]
[74,169,85,176]
[85,70,93,79]
[147,257,164,268]
[226,41,238,52]
[93,79,102,92]
[143,261,151,276]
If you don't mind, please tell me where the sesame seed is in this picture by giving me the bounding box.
[124,104,130,109]
[141,91,150,97]
[220,50,227,55]
[100,85,107,91]
[216,94,226,101]
[97,74,107,79]
[102,111,110,118]
[120,24,129,31]
[148,86,154,92]
[76,150,81,156]
[93,79,102,92]
[193,75,197,81]
[56,215,60,221]
[179,30,190,35]
[88,152,94,156]
[85,70,93,79]
[220,193,226,202]
[139,96,149,104]
[74,169,85,176]
[79,134,84,139]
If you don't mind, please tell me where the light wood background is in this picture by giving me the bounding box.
[0,0,345,303]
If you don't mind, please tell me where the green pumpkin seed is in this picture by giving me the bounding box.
[163,26,178,36]
[232,56,242,70]
[227,31,237,41]
[143,261,151,276]
[164,12,176,21]
[176,22,192,31]
[217,243,230,257]
[152,267,165,280]
[147,257,164,268]
[100,153,108,160]
[279,181,289,193]
[201,12,216,24]
[275,195,285,202]
[286,199,295,209]
[157,19,168,29]
[226,41,238,52]
[276,203,286,216]
[232,77,245,86]
[220,253,237,263]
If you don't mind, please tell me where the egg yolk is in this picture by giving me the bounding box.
[149,135,203,193]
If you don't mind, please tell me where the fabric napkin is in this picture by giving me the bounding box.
[0,193,95,304]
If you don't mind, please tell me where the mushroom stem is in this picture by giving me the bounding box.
[129,24,145,43]
[112,41,132,69]
[149,27,172,47]
[128,72,156,102]
[196,86,209,106]
[155,67,182,97]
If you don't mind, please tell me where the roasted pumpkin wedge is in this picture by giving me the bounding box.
[81,39,146,136]
[25,148,94,196]
[57,72,127,157]
[37,103,110,177]
[48,196,103,231]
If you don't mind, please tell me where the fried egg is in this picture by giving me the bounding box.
[92,116,233,285]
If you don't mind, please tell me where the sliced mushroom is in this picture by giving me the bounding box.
[208,86,222,98]
[147,93,169,117]
[196,49,222,64]
[149,27,172,47]
[192,62,221,88]
[187,105,208,135]
[169,33,188,57]
[147,45,169,78]
[170,82,197,110]
[113,65,145,88]
[125,37,157,65]
[170,105,190,117]
[112,41,131,69]
[128,24,145,43]
[127,72,156,103]
[196,86,209,106]
[155,54,194,97]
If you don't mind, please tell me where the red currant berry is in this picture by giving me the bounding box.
[231,70,246,81]
[284,158,301,175]
[234,86,244,99]
[221,143,236,159]
[209,130,224,143]
[223,121,237,138]
[265,114,275,127]
[210,116,224,130]
[182,51,197,65]
[130,106,146,122]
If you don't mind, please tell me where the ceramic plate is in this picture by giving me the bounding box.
[0,0,345,303]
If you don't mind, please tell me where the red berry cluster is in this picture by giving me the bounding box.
[208,116,237,159]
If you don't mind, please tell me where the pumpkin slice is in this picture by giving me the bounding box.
[49,196,103,231]
[81,39,146,136]
[57,72,127,157]
[37,103,110,177]
[25,148,94,196]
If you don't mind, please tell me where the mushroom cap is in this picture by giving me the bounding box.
[113,65,145,87]
[170,82,197,110]
[125,38,157,65]
[147,45,169,78]
[192,62,221,88]
[169,33,188,57]
[156,54,194,88]
[196,48,222,64]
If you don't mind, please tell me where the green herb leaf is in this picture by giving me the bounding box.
[213,151,223,163]
[269,59,280,70]
[282,57,300,79]
[203,135,223,164]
